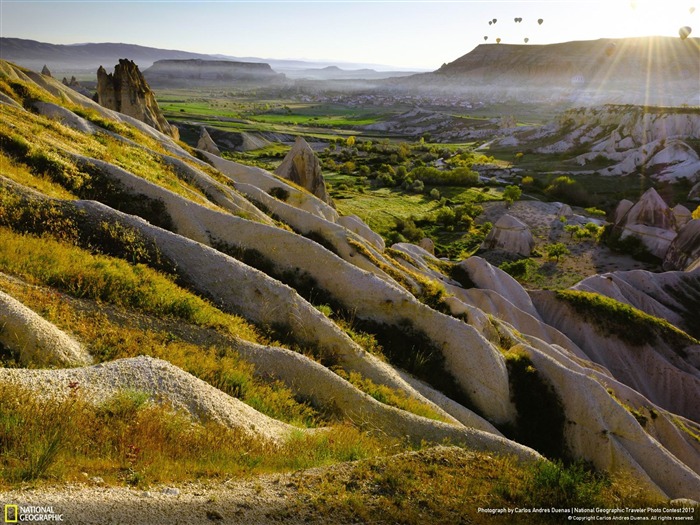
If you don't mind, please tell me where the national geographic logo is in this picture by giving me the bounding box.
[4,506,17,523]
[4,505,63,522]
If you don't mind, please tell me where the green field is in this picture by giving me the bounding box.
[157,91,390,137]
[327,173,503,258]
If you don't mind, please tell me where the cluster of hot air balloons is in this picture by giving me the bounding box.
[484,15,543,44]
[679,4,695,40]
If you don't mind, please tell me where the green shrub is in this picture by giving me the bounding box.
[585,207,607,217]
[503,185,522,207]
[499,258,537,280]
[545,176,590,206]
[409,166,479,187]
[504,348,567,460]
[269,186,290,201]
[544,243,570,261]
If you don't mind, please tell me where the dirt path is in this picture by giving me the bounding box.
[1,472,316,525]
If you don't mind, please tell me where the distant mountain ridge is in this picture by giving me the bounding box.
[392,36,700,106]
[143,59,285,86]
[0,37,420,77]
[0,38,216,72]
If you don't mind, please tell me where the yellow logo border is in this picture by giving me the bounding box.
[4,504,18,523]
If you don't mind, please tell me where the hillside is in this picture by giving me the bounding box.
[0,38,218,73]
[0,37,417,79]
[143,59,285,87]
[393,37,700,106]
[1,60,699,519]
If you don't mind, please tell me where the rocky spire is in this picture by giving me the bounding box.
[41,64,51,77]
[94,59,179,140]
[197,127,221,156]
[274,136,332,205]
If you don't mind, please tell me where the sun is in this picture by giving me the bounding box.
[622,0,697,38]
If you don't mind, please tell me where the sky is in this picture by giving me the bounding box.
[1,0,697,69]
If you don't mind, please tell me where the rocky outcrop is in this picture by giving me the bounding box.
[0,290,91,367]
[613,188,677,258]
[505,105,700,184]
[196,126,221,156]
[530,289,700,424]
[663,220,700,272]
[573,268,700,339]
[274,136,333,205]
[689,181,700,202]
[95,59,179,140]
[143,59,285,87]
[0,356,293,443]
[337,214,385,251]
[673,204,692,229]
[481,214,534,256]
[418,237,435,255]
[613,199,635,224]
[61,75,92,97]
[40,64,51,77]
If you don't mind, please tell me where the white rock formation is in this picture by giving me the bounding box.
[672,204,692,229]
[521,342,700,499]
[196,126,221,156]
[418,237,435,255]
[337,214,385,251]
[0,356,292,443]
[274,136,332,205]
[0,290,92,367]
[458,256,540,318]
[614,188,677,258]
[663,220,700,271]
[481,214,535,256]
[530,290,700,423]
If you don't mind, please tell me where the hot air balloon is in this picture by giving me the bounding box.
[493,18,497,24]
[484,36,488,41]
[679,26,693,39]
[538,18,544,25]
[514,17,518,23]
[489,21,492,25]
[524,37,529,43]
[496,37,501,44]
[605,42,616,56]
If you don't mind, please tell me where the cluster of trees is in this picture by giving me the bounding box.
[321,138,491,192]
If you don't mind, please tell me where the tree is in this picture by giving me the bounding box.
[341,161,356,175]
[545,243,570,262]
[692,205,700,220]
[503,185,522,207]
[345,136,356,147]
[564,224,580,239]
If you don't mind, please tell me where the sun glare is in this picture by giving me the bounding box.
[622,0,697,38]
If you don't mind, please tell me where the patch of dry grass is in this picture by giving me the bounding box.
[288,446,661,524]
[0,274,320,428]
[0,383,392,489]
